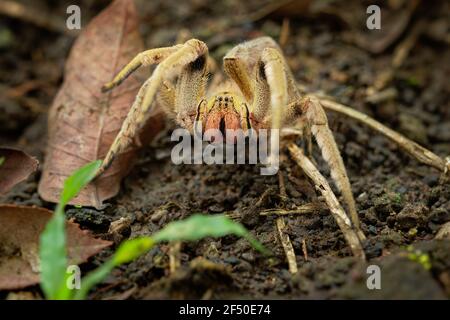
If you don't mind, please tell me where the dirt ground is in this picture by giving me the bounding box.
[0,0,449,299]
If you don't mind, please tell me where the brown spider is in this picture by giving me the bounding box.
[96,37,365,241]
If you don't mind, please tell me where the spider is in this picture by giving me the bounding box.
[96,37,365,241]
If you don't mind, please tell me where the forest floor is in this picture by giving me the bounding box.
[0,0,449,299]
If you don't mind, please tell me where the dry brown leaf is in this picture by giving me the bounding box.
[0,147,39,194]
[0,204,112,290]
[38,0,164,208]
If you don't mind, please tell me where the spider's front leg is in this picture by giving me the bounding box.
[96,39,209,177]
[239,37,364,240]
[294,96,365,240]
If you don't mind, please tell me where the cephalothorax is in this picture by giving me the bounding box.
[97,37,365,240]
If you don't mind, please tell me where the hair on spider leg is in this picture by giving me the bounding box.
[205,72,213,81]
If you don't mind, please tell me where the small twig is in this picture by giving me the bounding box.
[275,172,298,274]
[302,239,308,261]
[103,285,137,300]
[317,96,448,176]
[260,202,325,216]
[201,289,214,300]
[276,217,298,274]
[224,211,241,220]
[288,144,366,260]
[365,87,398,104]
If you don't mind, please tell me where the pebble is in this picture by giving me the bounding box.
[241,252,255,263]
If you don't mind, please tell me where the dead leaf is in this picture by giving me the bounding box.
[38,0,164,208]
[0,204,112,290]
[0,147,39,194]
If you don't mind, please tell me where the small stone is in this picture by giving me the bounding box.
[150,208,167,222]
[108,217,132,244]
[395,204,429,230]
[208,204,225,213]
[224,256,240,265]
[423,174,439,187]
[363,209,378,225]
[357,192,368,202]
[368,225,378,235]
[241,252,255,263]
[109,217,131,235]
[365,241,383,259]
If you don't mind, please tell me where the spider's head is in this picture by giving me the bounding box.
[196,92,250,144]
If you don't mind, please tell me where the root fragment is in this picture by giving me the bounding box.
[276,217,298,274]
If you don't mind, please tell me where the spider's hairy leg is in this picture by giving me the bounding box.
[156,80,177,117]
[295,96,365,240]
[223,55,253,103]
[102,45,183,92]
[96,39,209,178]
[223,36,285,104]
[245,38,364,240]
[256,47,290,175]
[174,45,209,129]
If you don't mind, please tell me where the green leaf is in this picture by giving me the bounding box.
[39,160,102,300]
[39,209,67,300]
[73,214,268,299]
[153,214,268,254]
[59,160,102,208]
[113,237,155,265]
[71,238,155,299]
[73,259,115,300]
[0,156,5,167]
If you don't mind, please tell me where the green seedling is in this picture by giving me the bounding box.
[39,161,267,300]
[39,160,102,300]
[73,214,267,300]
[406,245,432,271]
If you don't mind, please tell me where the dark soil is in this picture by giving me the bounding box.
[1,0,449,299]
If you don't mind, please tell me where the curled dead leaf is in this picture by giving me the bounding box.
[0,147,39,194]
[0,204,112,290]
[38,0,164,209]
